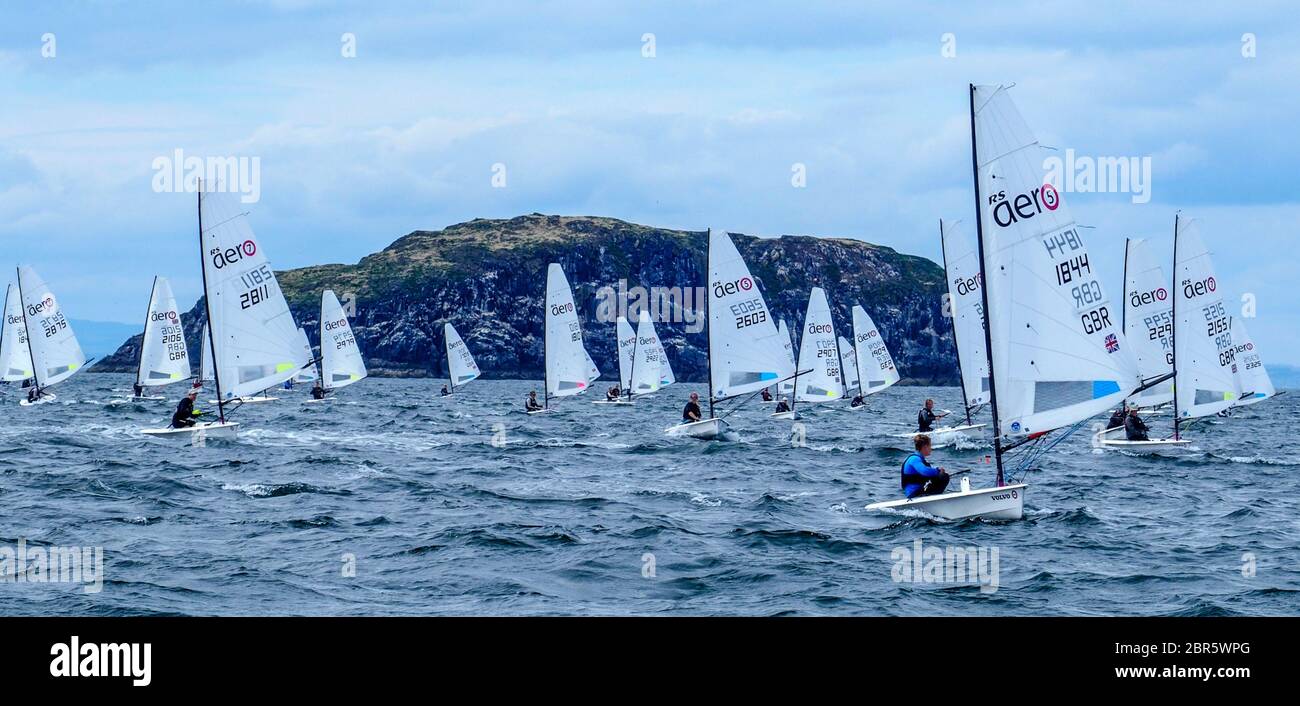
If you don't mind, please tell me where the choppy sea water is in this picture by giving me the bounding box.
[1,373,1296,616]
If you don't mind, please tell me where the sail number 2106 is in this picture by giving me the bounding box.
[238,264,276,310]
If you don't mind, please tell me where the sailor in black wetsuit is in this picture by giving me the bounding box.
[526,390,543,412]
[1107,407,1127,431]
[682,392,702,423]
[774,397,791,413]
[850,393,865,408]
[311,382,326,400]
[1124,409,1150,441]
[171,389,201,428]
[133,383,144,398]
[760,388,773,402]
[440,385,451,396]
[917,398,947,432]
[606,385,621,401]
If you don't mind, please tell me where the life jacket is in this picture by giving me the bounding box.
[900,453,932,490]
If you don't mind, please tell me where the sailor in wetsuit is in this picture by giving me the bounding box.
[440,385,451,396]
[760,388,773,402]
[774,396,791,413]
[526,390,543,412]
[1124,408,1150,441]
[171,389,202,428]
[850,393,865,408]
[1107,407,1127,431]
[606,385,621,401]
[133,383,144,398]
[917,398,948,432]
[311,382,326,400]
[901,434,950,499]
[682,392,702,423]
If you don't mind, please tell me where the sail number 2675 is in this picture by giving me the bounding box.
[238,265,276,310]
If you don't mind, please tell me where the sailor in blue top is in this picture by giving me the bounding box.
[900,434,950,499]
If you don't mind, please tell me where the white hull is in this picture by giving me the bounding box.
[526,407,554,415]
[129,395,167,402]
[665,418,728,440]
[867,483,1027,521]
[891,423,987,447]
[846,402,868,411]
[770,410,799,420]
[303,397,334,404]
[592,399,634,406]
[141,421,240,441]
[19,393,57,406]
[1095,427,1190,453]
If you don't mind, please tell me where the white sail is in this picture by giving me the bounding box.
[1123,238,1174,407]
[707,229,793,401]
[444,322,481,389]
[17,265,87,389]
[940,219,990,408]
[852,305,900,395]
[585,349,600,383]
[294,327,318,382]
[137,276,191,388]
[972,84,1141,437]
[615,316,636,392]
[320,289,367,390]
[839,336,859,394]
[0,284,34,382]
[777,319,795,395]
[631,310,662,395]
[199,323,214,382]
[794,288,843,403]
[199,187,311,400]
[1229,317,1274,406]
[655,329,676,387]
[1174,217,1241,419]
[544,263,591,399]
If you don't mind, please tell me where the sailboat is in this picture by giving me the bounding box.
[144,182,310,439]
[652,318,676,389]
[889,221,990,444]
[131,276,191,401]
[292,328,319,385]
[198,323,214,388]
[442,322,481,396]
[1170,215,1244,437]
[782,287,843,419]
[774,319,795,400]
[536,263,593,413]
[1228,317,1275,408]
[665,228,797,439]
[838,335,862,409]
[0,283,35,388]
[15,266,89,406]
[594,315,638,405]
[1096,236,1186,451]
[870,84,1145,520]
[311,289,367,399]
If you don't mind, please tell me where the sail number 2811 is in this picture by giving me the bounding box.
[238,264,276,310]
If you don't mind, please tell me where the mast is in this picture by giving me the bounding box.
[16,267,38,393]
[197,180,227,424]
[705,228,715,420]
[135,276,158,392]
[968,84,1005,486]
[940,221,973,426]
[831,318,847,399]
[1171,214,1180,440]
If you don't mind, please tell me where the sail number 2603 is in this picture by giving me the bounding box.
[729,297,768,329]
[238,264,276,310]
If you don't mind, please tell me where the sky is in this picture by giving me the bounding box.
[1,1,1297,361]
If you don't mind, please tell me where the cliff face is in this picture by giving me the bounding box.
[93,214,957,384]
